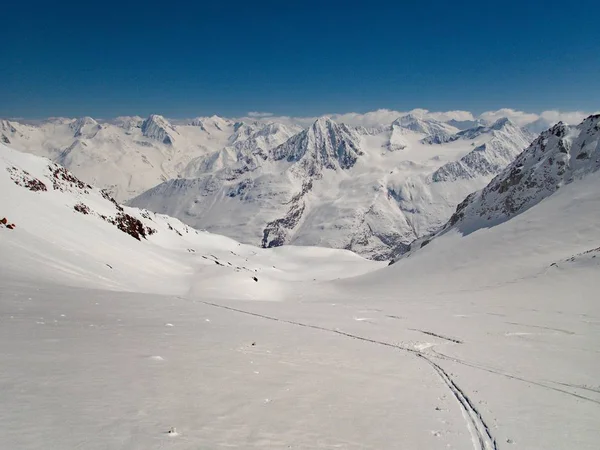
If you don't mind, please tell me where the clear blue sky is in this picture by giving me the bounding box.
[1,0,598,118]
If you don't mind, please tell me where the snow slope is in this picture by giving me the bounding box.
[131,116,534,259]
[1,132,599,450]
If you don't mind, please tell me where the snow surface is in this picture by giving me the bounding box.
[1,119,600,450]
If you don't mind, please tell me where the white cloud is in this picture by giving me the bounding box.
[479,108,540,127]
[478,108,595,131]
[428,110,475,122]
[247,108,476,128]
[538,110,592,125]
[247,111,274,118]
[236,108,594,130]
[414,109,475,122]
[326,109,404,127]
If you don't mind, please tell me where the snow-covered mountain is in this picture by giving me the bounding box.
[393,113,459,145]
[390,114,600,262]
[130,115,535,259]
[0,115,301,202]
[2,111,535,259]
[0,142,379,297]
[431,118,534,182]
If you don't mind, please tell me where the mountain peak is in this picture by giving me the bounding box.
[489,117,515,130]
[271,116,362,175]
[393,114,458,144]
[141,115,176,145]
[311,116,336,129]
[70,117,100,138]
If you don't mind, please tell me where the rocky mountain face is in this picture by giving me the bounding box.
[390,114,600,263]
[141,114,178,145]
[271,118,363,175]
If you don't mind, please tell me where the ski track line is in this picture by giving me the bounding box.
[409,328,464,344]
[421,356,497,450]
[187,298,499,450]
[427,348,600,405]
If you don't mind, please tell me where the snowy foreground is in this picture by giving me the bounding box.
[1,140,600,449]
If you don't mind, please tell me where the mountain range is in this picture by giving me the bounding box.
[2,112,535,259]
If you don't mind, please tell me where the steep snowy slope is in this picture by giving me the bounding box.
[0,143,381,298]
[131,116,535,259]
[390,114,600,262]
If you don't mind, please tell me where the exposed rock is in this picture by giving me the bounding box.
[6,166,48,192]
[74,203,91,215]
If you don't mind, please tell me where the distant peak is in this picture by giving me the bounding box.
[313,116,335,126]
[141,115,176,145]
[489,117,514,129]
[70,116,100,138]
[145,114,168,123]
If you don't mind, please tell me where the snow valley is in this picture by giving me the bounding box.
[1,114,599,449]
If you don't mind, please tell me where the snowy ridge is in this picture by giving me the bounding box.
[394,113,459,145]
[390,114,600,262]
[141,114,178,145]
[70,116,100,138]
[432,118,535,182]
[446,115,600,232]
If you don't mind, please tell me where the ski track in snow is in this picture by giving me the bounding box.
[409,328,464,344]
[423,356,497,450]
[183,297,499,450]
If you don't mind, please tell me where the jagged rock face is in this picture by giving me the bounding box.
[432,119,535,182]
[261,180,312,248]
[271,118,363,177]
[141,114,177,145]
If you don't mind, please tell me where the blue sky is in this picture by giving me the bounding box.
[1,0,598,118]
